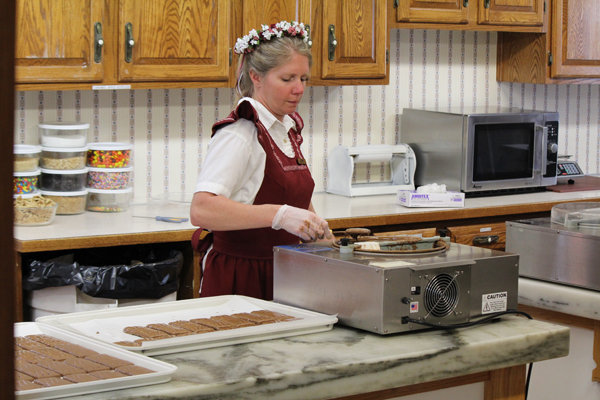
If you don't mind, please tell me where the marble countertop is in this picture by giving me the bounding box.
[62,316,568,400]
[519,278,600,321]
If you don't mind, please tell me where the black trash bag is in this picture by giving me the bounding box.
[22,246,183,300]
[22,255,80,291]
[75,250,183,299]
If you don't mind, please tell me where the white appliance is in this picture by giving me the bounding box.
[326,144,416,197]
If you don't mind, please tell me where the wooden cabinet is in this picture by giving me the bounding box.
[445,222,506,251]
[391,0,546,32]
[497,0,600,84]
[15,0,232,90]
[236,0,389,86]
[15,0,104,84]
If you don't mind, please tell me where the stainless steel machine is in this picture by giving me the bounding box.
[273,242,519,334]
[506,202,600,291]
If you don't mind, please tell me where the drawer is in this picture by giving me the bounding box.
[446,222,506,250]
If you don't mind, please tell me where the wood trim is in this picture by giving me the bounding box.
[15,229,196,253]
[332,371,490,400]
[484,365,526,400]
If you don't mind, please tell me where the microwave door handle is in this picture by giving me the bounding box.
[535,125,548,176]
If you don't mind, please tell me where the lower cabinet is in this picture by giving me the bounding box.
[445,222,507,251]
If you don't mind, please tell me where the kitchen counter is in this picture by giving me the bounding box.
[13,189,600,322]
[14,189,600,248]
[58,316,568,400]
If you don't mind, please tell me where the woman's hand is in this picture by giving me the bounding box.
[272,205,333,242]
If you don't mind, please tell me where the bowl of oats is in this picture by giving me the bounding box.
[14,194,58,226]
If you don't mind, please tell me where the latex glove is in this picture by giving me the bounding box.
[272,205,333,242]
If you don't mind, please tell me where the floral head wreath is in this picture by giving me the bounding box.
[234,21,309,55]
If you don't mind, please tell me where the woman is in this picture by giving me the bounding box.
[190,21,332,301]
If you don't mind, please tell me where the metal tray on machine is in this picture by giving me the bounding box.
[15,322,176,400]
[36,295,338,356]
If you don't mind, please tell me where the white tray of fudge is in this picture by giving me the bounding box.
[36,295,338,356]
[14,322,176,399]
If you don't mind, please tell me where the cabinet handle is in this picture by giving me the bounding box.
[94,22,104,63]
[463,0,468,7]
[328,25,337,61]
[473,235,499,245]
[484,0,490,8]
[125,22,135,63]
[305,24,313,48]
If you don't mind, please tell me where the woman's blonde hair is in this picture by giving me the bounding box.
[236,36,312,100]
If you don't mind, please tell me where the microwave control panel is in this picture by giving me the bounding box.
[544,121,559,178]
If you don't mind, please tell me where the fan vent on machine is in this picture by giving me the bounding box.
[424,273,460,317]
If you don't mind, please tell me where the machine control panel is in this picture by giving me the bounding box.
[557,160,584,178]
[544,121,559,178]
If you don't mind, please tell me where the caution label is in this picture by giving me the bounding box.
[481,291,508,314]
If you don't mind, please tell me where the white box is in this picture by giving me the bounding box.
[397,190,465,208]
[26,285,177,320]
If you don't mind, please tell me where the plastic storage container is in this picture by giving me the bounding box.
[14,144,41,172]
[40,146,88,170]
[87,142,133,168]
[40,168,88,191]
[86,187,133,212]
[14,169,40,195]
[14,195,58,226]
[41,190,88,215]
[87,166,133,190]
[39,121,89,148]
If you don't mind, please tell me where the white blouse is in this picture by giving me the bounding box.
[194,98,297,204]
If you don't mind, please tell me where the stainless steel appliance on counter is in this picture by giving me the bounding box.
[401,108,559,197]
[506,202,600,291]
[273,243,519,334]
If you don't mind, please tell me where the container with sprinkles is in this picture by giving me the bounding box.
[86,187,133,212]
[87,142,133,168]
[40,168,88,192]
[87,166,132,190]
[14,169,41,195]
[14,144,42,172]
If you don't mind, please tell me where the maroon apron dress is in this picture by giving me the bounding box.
[193,100,314,300]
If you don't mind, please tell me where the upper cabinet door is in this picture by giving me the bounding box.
[321,0,386,79]
[15,0,104,83]
[240,0,300,32]
[478,0,544,26]
[551,0,600,78]
[118,0,230,82]
[397,0,469,24]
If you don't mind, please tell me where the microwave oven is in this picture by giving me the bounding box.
[401,108,559,197]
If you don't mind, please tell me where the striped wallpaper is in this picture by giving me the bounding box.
[14,29,600,203]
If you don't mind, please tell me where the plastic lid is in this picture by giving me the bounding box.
[39,122,90,130]
[87,166,133,173]
[551,202,600,228]
[14,144,42,154]
[88,142,133,151]
[86,187,133,194]
[14,169,41,177]
[41,145,89,152]
[41,189,88,196]
[40,167,88,174]
[13,190,41,199]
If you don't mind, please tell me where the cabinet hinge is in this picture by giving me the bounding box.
[386,49,389,65]
[393,0,399,8]
[229,48,232,66]
[548,51,553,66]
[544,1,547,12]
